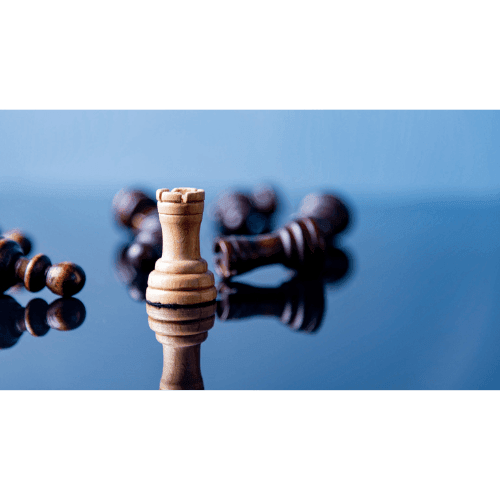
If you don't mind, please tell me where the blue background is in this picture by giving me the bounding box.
[0,111,499,389]
[1,111,499,196]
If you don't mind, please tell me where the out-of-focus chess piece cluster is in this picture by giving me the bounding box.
[0,294,86,350]
[112,189,162,301]
[113,187,352,307]
[0,229,85,297]
[213,192,350,279]
[211,185,279,236]
[214,191,352,333]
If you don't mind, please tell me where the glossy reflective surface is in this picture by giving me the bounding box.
[0,187,498,389]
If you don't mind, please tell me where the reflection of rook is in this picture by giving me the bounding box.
[0,294,86,349]
[147,303,216,390]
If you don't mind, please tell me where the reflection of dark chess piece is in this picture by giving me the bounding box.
[217,278,325,332]
[1,229,32,256]
[298,192,350,241]
[0,238,86,296]
[114,244,149,302]
[212,185,279,235]
[147,302,216,390]
[0,294,86,349]
[217,247,351,333]
[213,217,325,279]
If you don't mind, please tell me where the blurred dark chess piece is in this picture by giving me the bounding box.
[114,244,150,302]
[213,191,351,279]
[214,216,326,279]
[217,246,351,333]
[1,229,32,256]
[0,237,86,296]
[211,185,279,236]
[297,192,350,242]
[112,189,163,298]
[0,294,86,350]
[147,302,216,390]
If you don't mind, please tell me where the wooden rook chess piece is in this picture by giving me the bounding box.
[213,216,326,279]
[146,188,216,307]
[211,185,279,236]
[297,192,350,241]
[147,303,216,390]
[0,237,86,296]
[1,229,32,256]
[0,294,86,349]
[145,188,217,390]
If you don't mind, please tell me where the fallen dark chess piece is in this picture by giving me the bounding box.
[0,294,86,349]
[217,246,351,333]
[211,185,279,235]
[297,192,350,242]
[0,228,32,256]
[0,237,86,296]
[213,192,350,279]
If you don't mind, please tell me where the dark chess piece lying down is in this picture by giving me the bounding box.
[213,192,350,279]
[0,237,85,296]
[1,229,32,256]
[0,294,86,349]
[217,247,351,333]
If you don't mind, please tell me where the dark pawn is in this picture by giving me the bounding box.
[298,192,350,241]
[1,229,32,256]
[212,185,279,236]
[112,188,163,274]
[0,294,86,349]
[214,217,325,279]
[112,188,157,232]
[0,237,86,296]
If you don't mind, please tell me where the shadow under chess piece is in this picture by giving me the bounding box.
[297,192,350,242]
[211,185,279,236]
[213,217,326,279]
[146,188,216,307]
[147,302,216,390]
[1,229,32,256]
[0,294,86,350]
[217,246,351,333]
[0,237,86,296]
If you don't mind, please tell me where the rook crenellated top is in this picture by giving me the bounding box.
[156,188,205,204]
